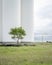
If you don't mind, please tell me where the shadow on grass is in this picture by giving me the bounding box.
[0,43,36,47]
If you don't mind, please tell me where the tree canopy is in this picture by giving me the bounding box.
[9,27,26,43]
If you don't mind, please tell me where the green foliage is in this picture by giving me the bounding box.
[9,27,26,40]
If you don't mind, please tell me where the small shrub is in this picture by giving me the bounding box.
[24,44,28,46]
[31,44,36,46]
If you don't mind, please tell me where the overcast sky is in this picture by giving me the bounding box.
[34,0,52,35]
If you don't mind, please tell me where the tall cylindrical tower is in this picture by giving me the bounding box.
[1,0,21,42]
[21,0,34,42]
[0,0,34,42]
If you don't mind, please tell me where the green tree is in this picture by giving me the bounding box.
[9,27,26,44]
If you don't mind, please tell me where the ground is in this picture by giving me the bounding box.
[0,43,52,65]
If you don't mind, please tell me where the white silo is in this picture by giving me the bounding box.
[0,0,21,42]
[21,0,34,42]
[0,0,34,43]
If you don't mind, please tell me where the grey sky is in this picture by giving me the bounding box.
[34,0,52,35]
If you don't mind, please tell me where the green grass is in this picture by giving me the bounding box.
[0,43,52,65]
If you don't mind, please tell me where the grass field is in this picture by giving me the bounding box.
[0,43,52,65]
